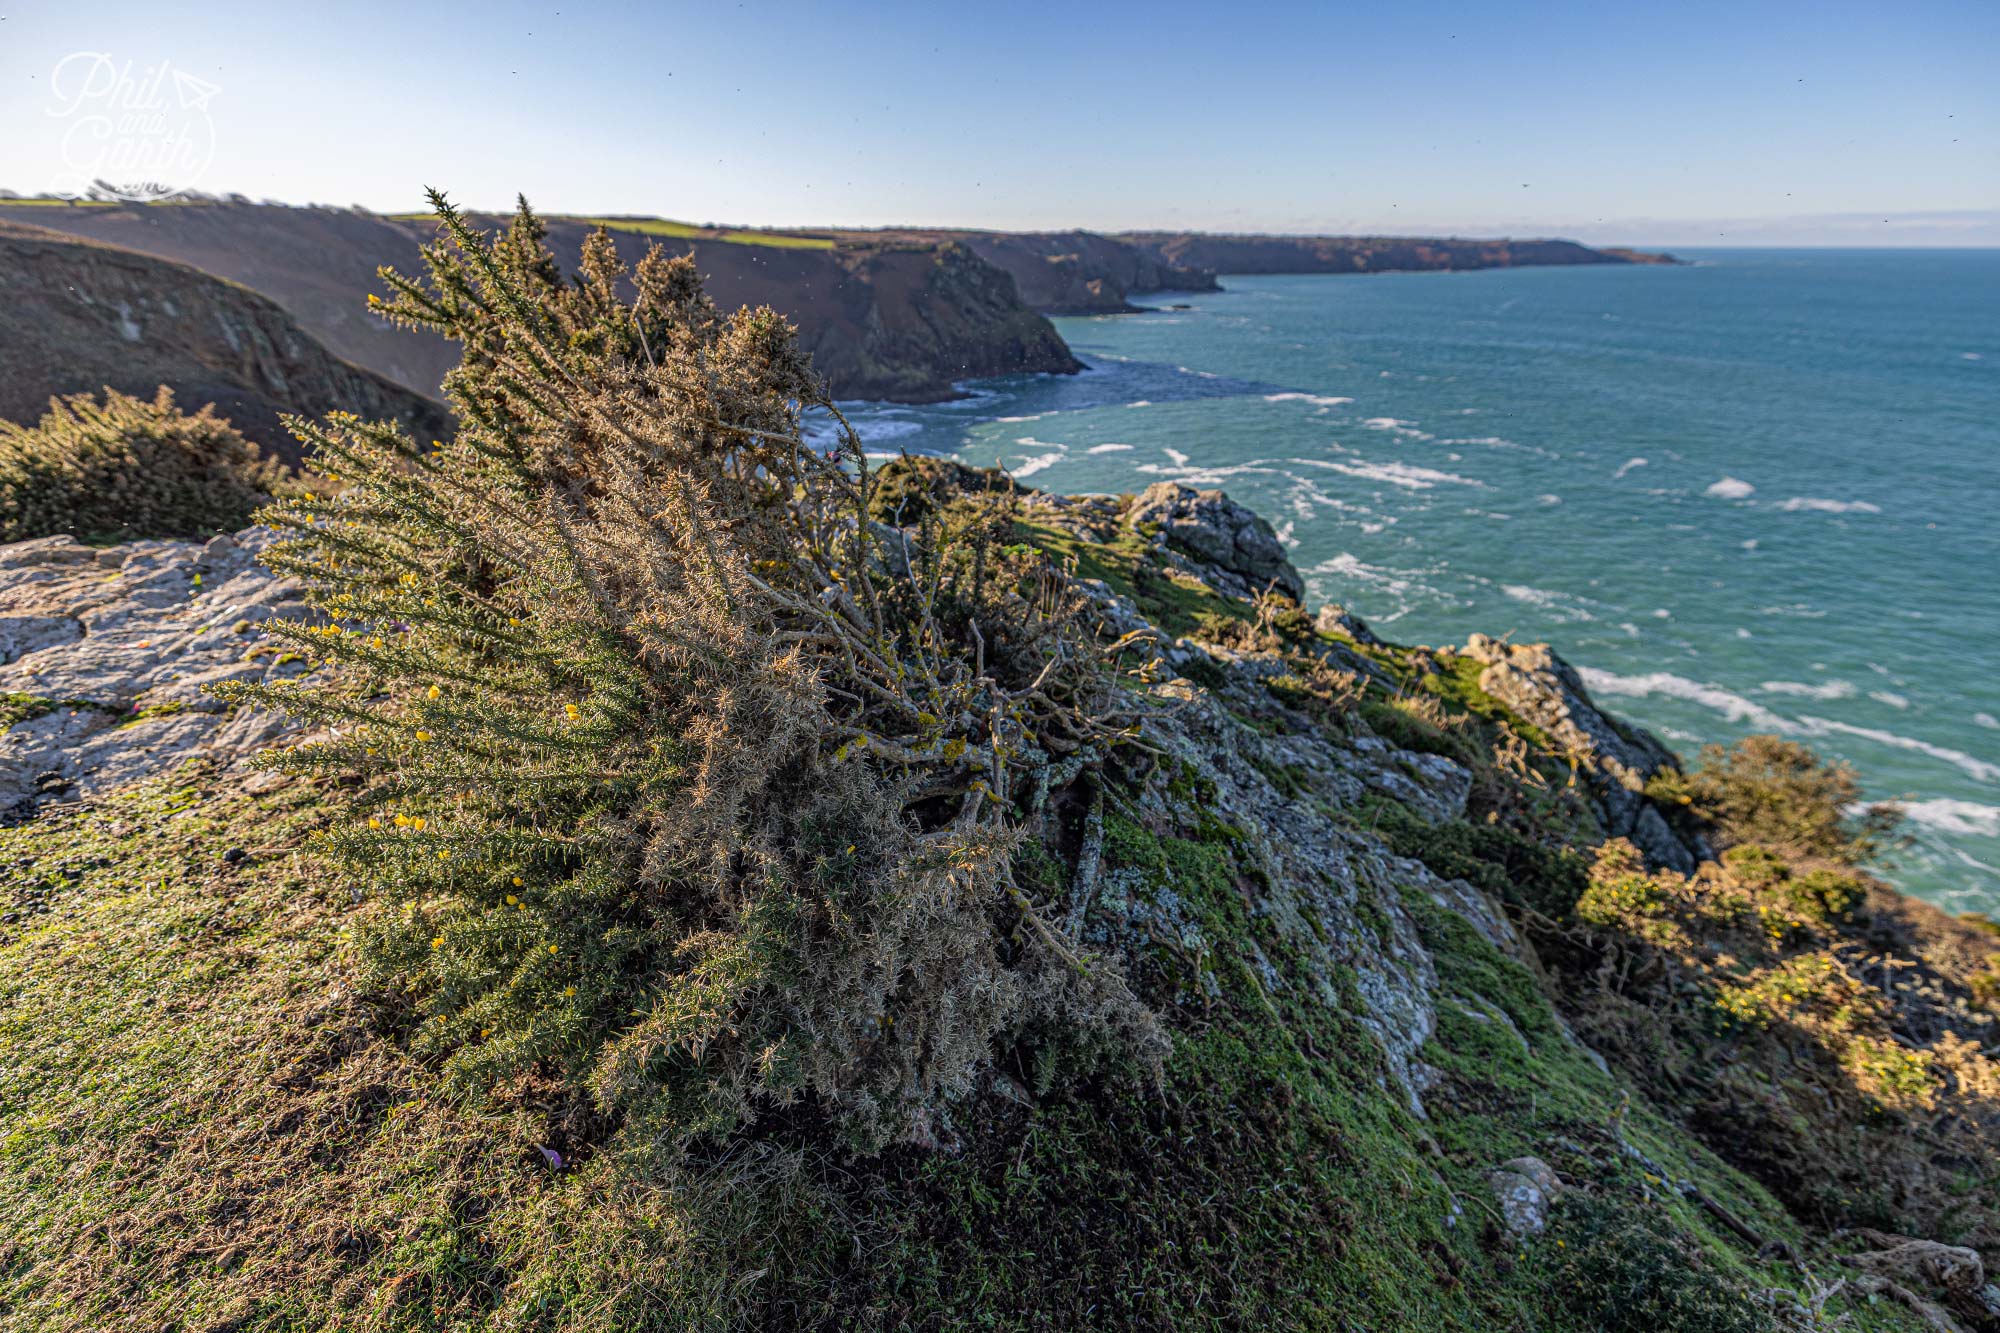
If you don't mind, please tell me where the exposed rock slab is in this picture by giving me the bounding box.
[0,528,308,816]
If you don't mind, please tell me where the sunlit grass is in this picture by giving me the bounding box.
[579,215,836,249]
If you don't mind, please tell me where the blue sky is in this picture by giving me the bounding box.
[2,0,1994,244]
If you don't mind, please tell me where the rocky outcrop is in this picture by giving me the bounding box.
[0,529,311,819]
[1125,480,1304,601]
[1458,633,1702,872]
[1117,232,1678,276]
[0,220,450,464]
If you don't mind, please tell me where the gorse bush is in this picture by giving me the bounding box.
[1651,735,1899,864]
[220,193,1160,1154]
[0,386,284,543]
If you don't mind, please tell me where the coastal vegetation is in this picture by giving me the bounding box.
[0,387,284,543]
[0,198,1991,1333]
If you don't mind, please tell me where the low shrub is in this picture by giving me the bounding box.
[1368,801,1588,919]
[0,386,283,542]
[1670,735,1899,864]
[1783,868,1866,924]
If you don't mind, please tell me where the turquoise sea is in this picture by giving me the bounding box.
[827,251,2000,913]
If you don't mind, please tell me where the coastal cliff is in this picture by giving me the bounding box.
[0,202,1082,404]
[866,229,1222,313]
[0,213,1983,1332]
[824,227,1674,318]
[0,220,449,463]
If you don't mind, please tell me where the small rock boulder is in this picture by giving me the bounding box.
[1126,481,1304,602]
[1488,1156,1562,1235]
[1314,602,1382,646]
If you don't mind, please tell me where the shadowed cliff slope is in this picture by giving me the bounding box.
[0,220,449,465]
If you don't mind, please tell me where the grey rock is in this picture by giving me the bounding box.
[0,526,307,806]
[1314,602,1382,647]
[1460,633,1701,872]
[1489,1157,1562,1235]
[1126,481,1305,602]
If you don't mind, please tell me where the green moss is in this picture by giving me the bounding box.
[115,700,188,728]
[0,692,120,729]
[1012,518,1252,640]
[1365,801,1589,918]
[1422,654,1557,753]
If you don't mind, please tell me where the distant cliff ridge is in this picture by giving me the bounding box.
[1117,232,1679,275]
[0,201,1675,414]
[823,227,1675,319]
[846,229,1221,314]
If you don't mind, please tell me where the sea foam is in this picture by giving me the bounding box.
[1578,668,2000,784]
[1265,392,1354,408]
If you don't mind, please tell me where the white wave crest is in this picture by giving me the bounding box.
[1775,497,1882,514]
[1759,680,1856,701]
[1315,459,1483,490]
[1087,443,1134,454]
[1613,457,1647,479]
[1579,669,1796,731]
[1889,799,2000,838]
[1705,476,1756,499]
[1265,392,1354,408]
[1360,417,1436,441]
[1577,669,2000,784]
[1006,438,1068,478]
[1502,585,1594,622]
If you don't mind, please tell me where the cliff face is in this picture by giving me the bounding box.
[0,203,1083,404]
[1118,231,1679,274]
[815,226,1673,317]
[516,221,1082,402]
[0,220,450,464]
[829,227,1221,314]
[954,231,1221,313]
[0,202,456,398]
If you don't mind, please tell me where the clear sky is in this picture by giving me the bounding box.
[2,0,1995,244]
